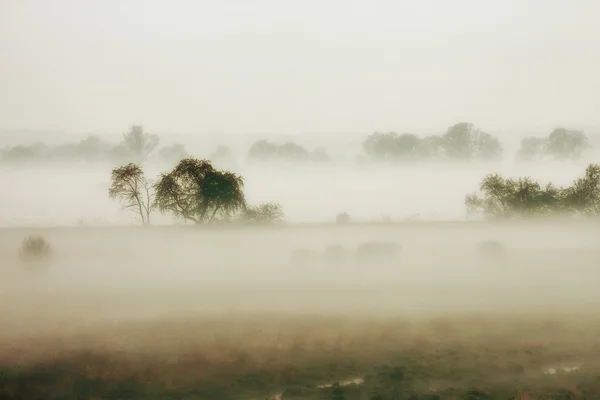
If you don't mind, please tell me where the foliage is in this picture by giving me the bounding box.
[466,164,600,219]
[517,128,590,161]
[442,122,502,160]
[247,139,329,163]
[516,137,546,162]
[562,164,600,215]
[546,128,589,159]
[154,158,246,224]
[19,235,52,263]
[108,163,154,225]
[363,132,421,161]
[465,173,565,219]
[363,123,502,162]
[243,202,284,223]
[119,125,160,163]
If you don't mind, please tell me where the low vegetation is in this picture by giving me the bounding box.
[18,235,52,264]
[466,163,600,219]
[1,313,599,399]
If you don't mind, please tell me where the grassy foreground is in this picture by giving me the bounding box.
[1,312,599,400]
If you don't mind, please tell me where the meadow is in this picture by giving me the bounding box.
[1,221,599,399]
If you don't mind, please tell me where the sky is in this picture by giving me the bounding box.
[1,0,599,138]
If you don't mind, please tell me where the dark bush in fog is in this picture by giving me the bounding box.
[19,235,52,264]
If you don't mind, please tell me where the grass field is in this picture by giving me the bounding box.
[1,222,599,399]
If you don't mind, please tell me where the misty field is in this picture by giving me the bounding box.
[1,222,600,399]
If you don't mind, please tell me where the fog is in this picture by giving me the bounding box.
[2,222,600,318]
[0,158,595,225]
[1,0,600,137]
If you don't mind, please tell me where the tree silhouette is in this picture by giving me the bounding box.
[108,163,153,225]
[120,125,160,163]
[442,122,502,160]
[154,158,245,224]
[563,164,600,215]
[545,128,589,159]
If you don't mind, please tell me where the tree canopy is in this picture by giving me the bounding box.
[466,164,600,219]
[362,122,503,162]
[516,128,590,162]
[154,158,246,224]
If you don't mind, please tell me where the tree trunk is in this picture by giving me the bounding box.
[209,206,221,223]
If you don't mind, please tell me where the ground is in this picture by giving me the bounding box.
[1,222,599,399]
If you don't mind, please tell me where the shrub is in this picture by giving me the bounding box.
[19,235,52,264]
[336,212,351,224]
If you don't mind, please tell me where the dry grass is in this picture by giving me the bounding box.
[2,308,600,399]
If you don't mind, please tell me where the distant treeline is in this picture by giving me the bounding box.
[0,123,594,165]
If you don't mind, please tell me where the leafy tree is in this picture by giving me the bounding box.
[108,163,154,225]
[516,137,546,162]
[1,142,50,162]
[278,142,310,161]
[363,132,420,160]
[465,173,565,219]
[243,202,284,223]
[120,125,160,163]
[562,164,600,215]
[154,158,245,224]
[247,139,322,163]
[442,122,502,160]
[247,139,279,162]
[545,128,589,159]
[414,135,444,159]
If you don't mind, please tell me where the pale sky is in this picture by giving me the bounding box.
[1,0,599,137]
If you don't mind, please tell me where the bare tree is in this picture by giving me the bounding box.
[108,163,154,225]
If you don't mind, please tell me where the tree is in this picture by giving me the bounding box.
[465,173,565,219]
[247,139,279,162]
[363,132,420,161]
[247,139,319,163]
[108,163,153,225]
[442,122,502,160]
[516,137,546,162]
[121,125,160,163]
[545,128,589,159]
[562,164,600,215]
[154,158,246,224]
[209,144,238,169]
[243,202,284,223]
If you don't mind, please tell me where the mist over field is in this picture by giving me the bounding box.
[0,156,596,225]
[2,0,600,398]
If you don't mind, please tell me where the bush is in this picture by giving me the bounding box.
[336,212,351,224]
[19,235,52,264]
